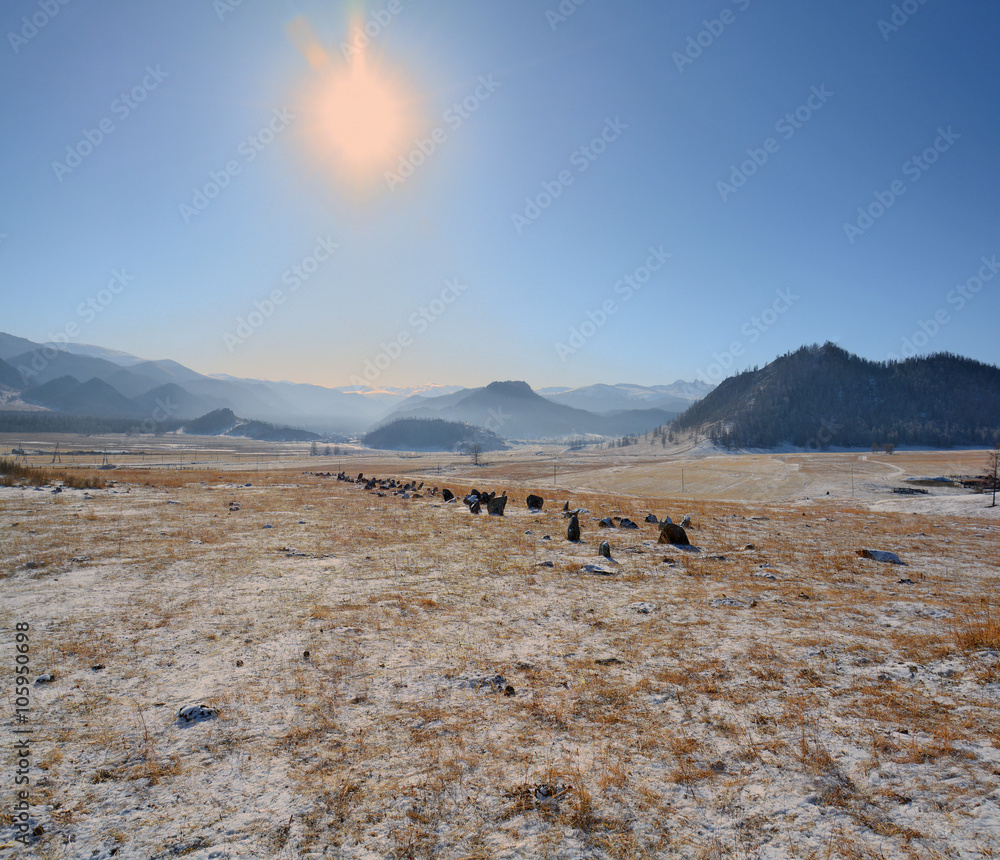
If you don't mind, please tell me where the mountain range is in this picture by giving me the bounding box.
[0,332,706,439]
[385,380,680,439]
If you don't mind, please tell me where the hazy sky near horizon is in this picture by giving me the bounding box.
[3,0,999,390]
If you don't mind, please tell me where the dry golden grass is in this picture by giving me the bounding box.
[1,454,998,859]
[953,599,1000,652]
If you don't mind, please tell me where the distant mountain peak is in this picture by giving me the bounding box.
[484,380,536,398]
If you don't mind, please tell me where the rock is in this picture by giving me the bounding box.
[658,522,690,545]
[539,560,554,568]
[598,540,611,559]
[582,563,616,575]
[35,672,55,684]
[442,488,455,502]
[680,514,692,528]
[598,517,615,528]
[857,549,905,565]
[711,597,749,608]
[487,494,508,516]
[563,501,570,511]
[627,601,657,615]
[619,518,639,529]
[526,494,544,511]
[177,703,218,725]
[594,657,623,666]
[645,513,659,524]
[472,674,515,696]
[567,513,581,542]
[469,499,481,514]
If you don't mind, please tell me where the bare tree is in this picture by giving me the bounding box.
[468,442,483,466]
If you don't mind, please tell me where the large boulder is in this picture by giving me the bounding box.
[526,494,544,511]
[442,488,454,502]
[567,513,581,542]
[857,548,905,565]
[658,522,690,545]
[487,495,508,516]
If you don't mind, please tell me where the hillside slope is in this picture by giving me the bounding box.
[671,343,1000,449]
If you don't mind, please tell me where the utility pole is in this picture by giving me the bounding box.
[681,468,685,493]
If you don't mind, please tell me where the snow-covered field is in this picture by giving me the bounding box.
[2,451,999,858]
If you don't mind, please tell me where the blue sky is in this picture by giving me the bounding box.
[2,0,998,389]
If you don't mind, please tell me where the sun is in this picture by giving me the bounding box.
[316,56,408,169]
[290,16,418,187]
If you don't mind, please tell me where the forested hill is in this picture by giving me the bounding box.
[670,343,1000,449]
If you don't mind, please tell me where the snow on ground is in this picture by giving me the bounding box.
[2,457,999,858]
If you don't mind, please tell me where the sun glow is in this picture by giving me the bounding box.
[290,16,418,189]
[320,57,406,168]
